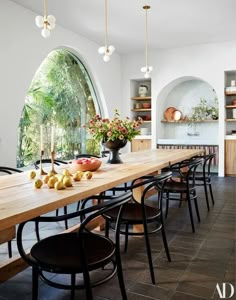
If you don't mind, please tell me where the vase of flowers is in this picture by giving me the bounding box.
[87,109,143,163]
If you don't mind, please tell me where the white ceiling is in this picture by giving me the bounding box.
[11,0,236,54]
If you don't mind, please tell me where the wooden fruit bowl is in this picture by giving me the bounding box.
[70,158,102,172]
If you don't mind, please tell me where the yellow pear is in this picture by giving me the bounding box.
[73,172,82,181]
[76,171,84,178]
[54,181,65,190]
[63,176,73,187]
[44,175,50,184]
[34,179,43,189]
[84,171,93,180]
[29,170,36,179]
[48,176,58,188]
[63,169,72,177]
[48,171,55,177]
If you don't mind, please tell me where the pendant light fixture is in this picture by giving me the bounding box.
[98,0,115,62]
[141,5,153,78]
[35,0,56,38]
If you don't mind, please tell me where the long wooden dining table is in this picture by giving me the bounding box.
[0,148,203,282]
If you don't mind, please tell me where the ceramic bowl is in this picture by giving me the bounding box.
[142,103,151,109]
[70,158,102,172]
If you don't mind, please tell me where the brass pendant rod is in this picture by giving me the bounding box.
[143,5,151,69]
[105,0,108,48]
[44,0,48,19]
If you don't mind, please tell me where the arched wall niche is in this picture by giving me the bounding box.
[155,76,219,142]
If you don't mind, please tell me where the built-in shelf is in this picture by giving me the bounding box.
[131,108,151,112]
[225,105,236,108]
[143,121,151,123]
[131,96,151,101]
[161,120,218,123]
[225,119,236,122]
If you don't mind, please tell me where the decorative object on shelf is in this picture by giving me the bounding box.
[86,109,143,163]
[142,103,151,108]
[231,80,236,87]
[98,0,115,62]
[164,107,177,121]
[35,0,56,38]
[139,85,148,97]
[135,103,141,109]
[187,98,219,123]
[102,139,127,164]
[232,99,236,105]
[172,109,182,121]
[140,5,153,78]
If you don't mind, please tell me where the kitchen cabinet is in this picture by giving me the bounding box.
[131,139,151,152]
[225,139,236,176]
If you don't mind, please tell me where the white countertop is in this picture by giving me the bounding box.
[134,135,152,140]
[225,135,236,140]
[157,138,218,145]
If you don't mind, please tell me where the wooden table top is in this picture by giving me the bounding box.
[0,149,202,231]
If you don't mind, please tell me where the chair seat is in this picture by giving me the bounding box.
[105,203,161,224]
[31,232,115,273]
[164,181,194,192]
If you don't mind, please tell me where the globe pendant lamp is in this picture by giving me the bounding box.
[98,0,115,62]
[35,0,56,38]
[141,5,153,78]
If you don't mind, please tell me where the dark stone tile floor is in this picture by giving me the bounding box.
[0,176,235,299]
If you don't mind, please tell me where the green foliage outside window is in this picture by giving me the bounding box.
[17,49,101,167]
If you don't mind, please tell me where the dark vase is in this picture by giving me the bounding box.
[102,139,127,164]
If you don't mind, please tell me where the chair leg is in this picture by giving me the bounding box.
[161,223,171,262]
[56,209,59,216]
[32,267,39,300]
[116,253,128,300]
[124,224,129,253]
[165,192,169,219]
[71,274,76,300]
[209,183,215,205]
[193,195,201,222]
[35,221,40,242]
[203,181,210,211]
[63,206,68,229]
[187,193,195,233]
[142,215,155,284]
[7,241,12,258]
[105,219,110,238]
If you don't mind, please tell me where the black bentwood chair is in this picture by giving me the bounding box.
[0,166,23,258]
[163,158,203,233]
[17,192,132,300]
[103,172,172,284]
[189,153,216,211]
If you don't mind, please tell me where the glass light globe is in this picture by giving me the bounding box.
[47,15,56,24]
[98,46,105,54]
[144,72,150,78]
[35,15,44,28]
[108,45,115,54]
[48,22,56,30]
[148,66,153,72]
[141,66,147,73]
[103,54,110,62]
[41,28,51,38]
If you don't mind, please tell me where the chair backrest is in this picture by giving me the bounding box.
[17,191,132,266]
[34,159,68,170]
[131,172,173,208]
[0,166,23,175]
[203,153,216,176]
[75,154,101,159]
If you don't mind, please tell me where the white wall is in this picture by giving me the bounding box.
[0,0,122,167]
[121,41,236,176]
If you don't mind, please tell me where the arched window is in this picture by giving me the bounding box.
[17,49,101,167]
